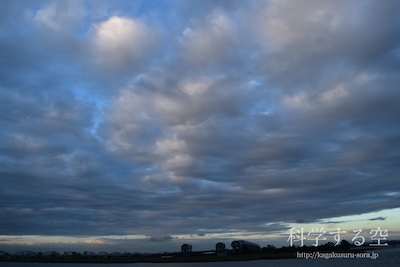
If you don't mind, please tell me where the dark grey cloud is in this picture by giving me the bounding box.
[369,217,386,221]
[0,0,399,253]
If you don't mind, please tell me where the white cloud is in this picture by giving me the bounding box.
[35,5,60,30]
[34,1,85,32]
[156,136,186,155]
[102,89,153,153]
[321,84,348,103]
[282,84,348,111]
[181,9,235,64]
[93,16,156,69]
[282,91,311,110]
[257,0,346,52]
[179,77,214,96]
[165,154,193,169]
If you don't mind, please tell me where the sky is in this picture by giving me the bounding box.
[0,0,400,254]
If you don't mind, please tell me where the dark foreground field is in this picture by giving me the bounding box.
[1,252,297,264]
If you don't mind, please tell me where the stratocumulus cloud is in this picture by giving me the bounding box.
[0,0,399,252]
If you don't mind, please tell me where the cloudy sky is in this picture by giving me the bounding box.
[1,0,400,253]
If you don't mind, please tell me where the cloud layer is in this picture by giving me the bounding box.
[0,0,399,251]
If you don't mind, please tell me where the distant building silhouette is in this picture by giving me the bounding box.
[231,240,261,253]
[216,242,226,251]
[181,243,192,254]
[63,251,80,258]
[121,251,132,257]
[97,251,109,258]
[110,252,121,258]
[0,251,10,259]
[216,242,227,256]
[14,251,37,258]
[83,251,96,257]
[43,251,61,258]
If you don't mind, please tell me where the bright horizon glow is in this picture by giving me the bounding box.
[1,208,398,253]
